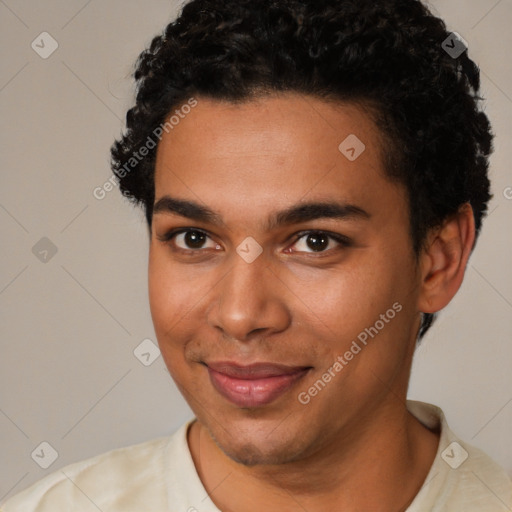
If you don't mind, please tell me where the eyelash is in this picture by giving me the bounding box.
[157,228,352,256]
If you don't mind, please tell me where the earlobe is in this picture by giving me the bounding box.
[418,203,476,313]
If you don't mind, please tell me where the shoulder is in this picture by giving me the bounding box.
[407,401,512,511]
[0,426,188,512]
[419,440,512,511]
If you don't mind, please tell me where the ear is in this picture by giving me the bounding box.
[417,202,476,314]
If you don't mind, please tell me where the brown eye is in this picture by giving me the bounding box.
[159,229,220,252]
[289,231,350,254]
[180,230,208,249]
[303,233,329,252]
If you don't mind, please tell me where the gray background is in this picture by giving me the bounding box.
[1,0,511,500]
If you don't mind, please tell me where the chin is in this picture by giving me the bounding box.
[216,438,299,467]
[206,418,310,467]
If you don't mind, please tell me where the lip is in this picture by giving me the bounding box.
[206,361,311,408]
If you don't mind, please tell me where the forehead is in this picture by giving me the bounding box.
[153,94,404,226]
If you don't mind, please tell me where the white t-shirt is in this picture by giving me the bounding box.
[2,400,511,511]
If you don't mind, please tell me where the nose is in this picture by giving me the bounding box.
[206,252,291,343]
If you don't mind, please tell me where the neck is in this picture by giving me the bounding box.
[188,398,439,512]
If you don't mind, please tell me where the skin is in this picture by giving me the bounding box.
[148,93,475,511]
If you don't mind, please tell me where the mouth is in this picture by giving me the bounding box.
[205,361,312,408]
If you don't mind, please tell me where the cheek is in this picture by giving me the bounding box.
[148,261,194,385]
[148,246,223,380]
[148,248,198,347]
[307,253,414,358]
[286,257,392,336]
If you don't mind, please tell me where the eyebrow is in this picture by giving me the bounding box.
[152,195,370,230]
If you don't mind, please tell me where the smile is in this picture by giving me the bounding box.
[206,362,311,408]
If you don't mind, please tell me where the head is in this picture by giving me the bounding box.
[111,0,492,465]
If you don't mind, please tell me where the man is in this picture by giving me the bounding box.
[3,0,511,510]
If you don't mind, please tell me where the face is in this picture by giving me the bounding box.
[149,94,423,466]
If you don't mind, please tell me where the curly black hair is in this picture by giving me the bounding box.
[110,0,493,340]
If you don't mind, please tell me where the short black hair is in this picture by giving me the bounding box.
[111,0,493,339]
